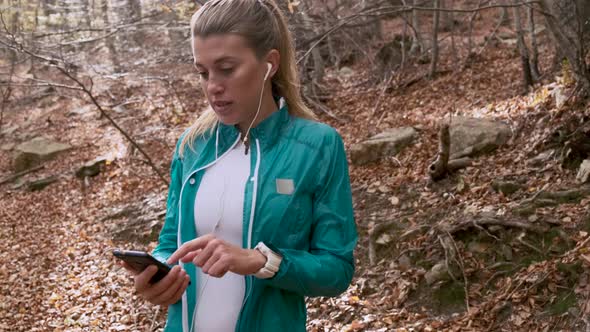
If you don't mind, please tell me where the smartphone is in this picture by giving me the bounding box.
[113,249,171,284]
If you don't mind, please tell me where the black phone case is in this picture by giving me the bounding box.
[113,249,171,284]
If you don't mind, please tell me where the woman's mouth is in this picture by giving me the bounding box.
[212,101,233,115]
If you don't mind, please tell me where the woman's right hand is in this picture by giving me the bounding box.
[120,261,190,306]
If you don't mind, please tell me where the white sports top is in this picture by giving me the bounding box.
[193,140,249,331]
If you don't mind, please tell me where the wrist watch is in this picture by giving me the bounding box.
[253,242,282,279]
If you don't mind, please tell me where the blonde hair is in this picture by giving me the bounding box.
[178,0,316,158]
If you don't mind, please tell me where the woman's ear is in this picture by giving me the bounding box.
[265,49,280,79]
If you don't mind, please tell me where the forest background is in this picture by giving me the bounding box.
[1,0,590,331]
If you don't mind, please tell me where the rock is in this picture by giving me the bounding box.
[339,67,354,78]
[13,136,71,172]
[105,192,167,244]
[75,158,107,179]
[1,142,15,151]
[528,149,555,168]
[501,244,513,261]
[350,127,418,165]
[449,117,511,159]
[500,38,518,46]
[67,105,94,119]
[552,86,568,108]
[28,176,58,191]
[1,125,18,137]
[491,180,523,195]
[577,159,590,184]
[467,241,489,254]
[398,254,412,272]
[425,262,450,285]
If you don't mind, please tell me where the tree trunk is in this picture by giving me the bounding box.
[448,0,458,68]
[466,0,484,59]
[429,0,440,79]
[539,0,590,96]
[499,5,510,26]
[513,3,534,91]
[101,0,121,73]
[301,0,324,83]
[410,0,422,55]
[439,0,453,32]
[527,5,541,80]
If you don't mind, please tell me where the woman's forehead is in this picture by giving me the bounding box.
[193,34,256,64]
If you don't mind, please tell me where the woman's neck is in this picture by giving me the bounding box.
[237,92,278,137]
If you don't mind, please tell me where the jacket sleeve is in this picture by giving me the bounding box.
[263,128,357,297]
[152,148,183,264]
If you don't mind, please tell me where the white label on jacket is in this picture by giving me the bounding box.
[276,179,294,195]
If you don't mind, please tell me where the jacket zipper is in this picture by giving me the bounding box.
[237,138,261,331]
[178,132,241,332]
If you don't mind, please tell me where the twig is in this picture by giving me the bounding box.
[438,235,458,282]
[475,3,506,57]
[149,306,160,331]
[429,123,450,181]
[446,231,470,312]
[516,232,544,255]
[57,66,169,186]
[0,33,169,186]
[445,217,548,234]
[304,94,344,123]
[142,76,187,114]
[0,164,45,185]
[370,71,395,118]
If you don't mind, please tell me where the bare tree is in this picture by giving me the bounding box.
[540,0,590,96]
[527,5,541,80]
[429,0,440,79]
[513,2,534,91]
[409,0,423,54]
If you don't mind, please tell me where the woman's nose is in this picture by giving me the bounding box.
[206,76,225,95]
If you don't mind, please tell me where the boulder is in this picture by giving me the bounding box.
[552,86,568,108]
[13,136,71,172]
[577,159,590,184]
[425,262,450,285]
[1,142,15,151]
[492,180,524,196]
[449,117,511,159]
[528,149,555,168]
[104,192,167,244]
[350,127,418,165]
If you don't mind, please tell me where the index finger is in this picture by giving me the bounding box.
[167,234,214,264]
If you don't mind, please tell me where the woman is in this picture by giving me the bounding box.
[122,0,357,331]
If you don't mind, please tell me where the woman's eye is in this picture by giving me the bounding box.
[220,67,234,75]
[198,71,209,80]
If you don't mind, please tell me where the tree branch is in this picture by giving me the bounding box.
[0,36,169,186]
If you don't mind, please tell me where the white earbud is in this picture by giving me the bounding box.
[264,63,272,81]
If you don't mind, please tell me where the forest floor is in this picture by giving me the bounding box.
[1,13,590,332]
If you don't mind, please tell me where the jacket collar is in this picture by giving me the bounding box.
[217,97,290,153]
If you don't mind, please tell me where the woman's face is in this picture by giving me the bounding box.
[193,34,269,127]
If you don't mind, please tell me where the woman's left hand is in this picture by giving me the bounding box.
[166,234,267,278]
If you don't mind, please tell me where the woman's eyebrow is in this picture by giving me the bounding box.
[194,56,239,67]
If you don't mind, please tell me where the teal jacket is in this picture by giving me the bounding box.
[152,101,357,332]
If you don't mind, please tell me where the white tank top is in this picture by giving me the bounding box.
[193,140,249,331]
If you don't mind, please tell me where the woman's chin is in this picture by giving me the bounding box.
[215,114,240,126]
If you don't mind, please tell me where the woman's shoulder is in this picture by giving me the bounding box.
[288,116,344,146]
